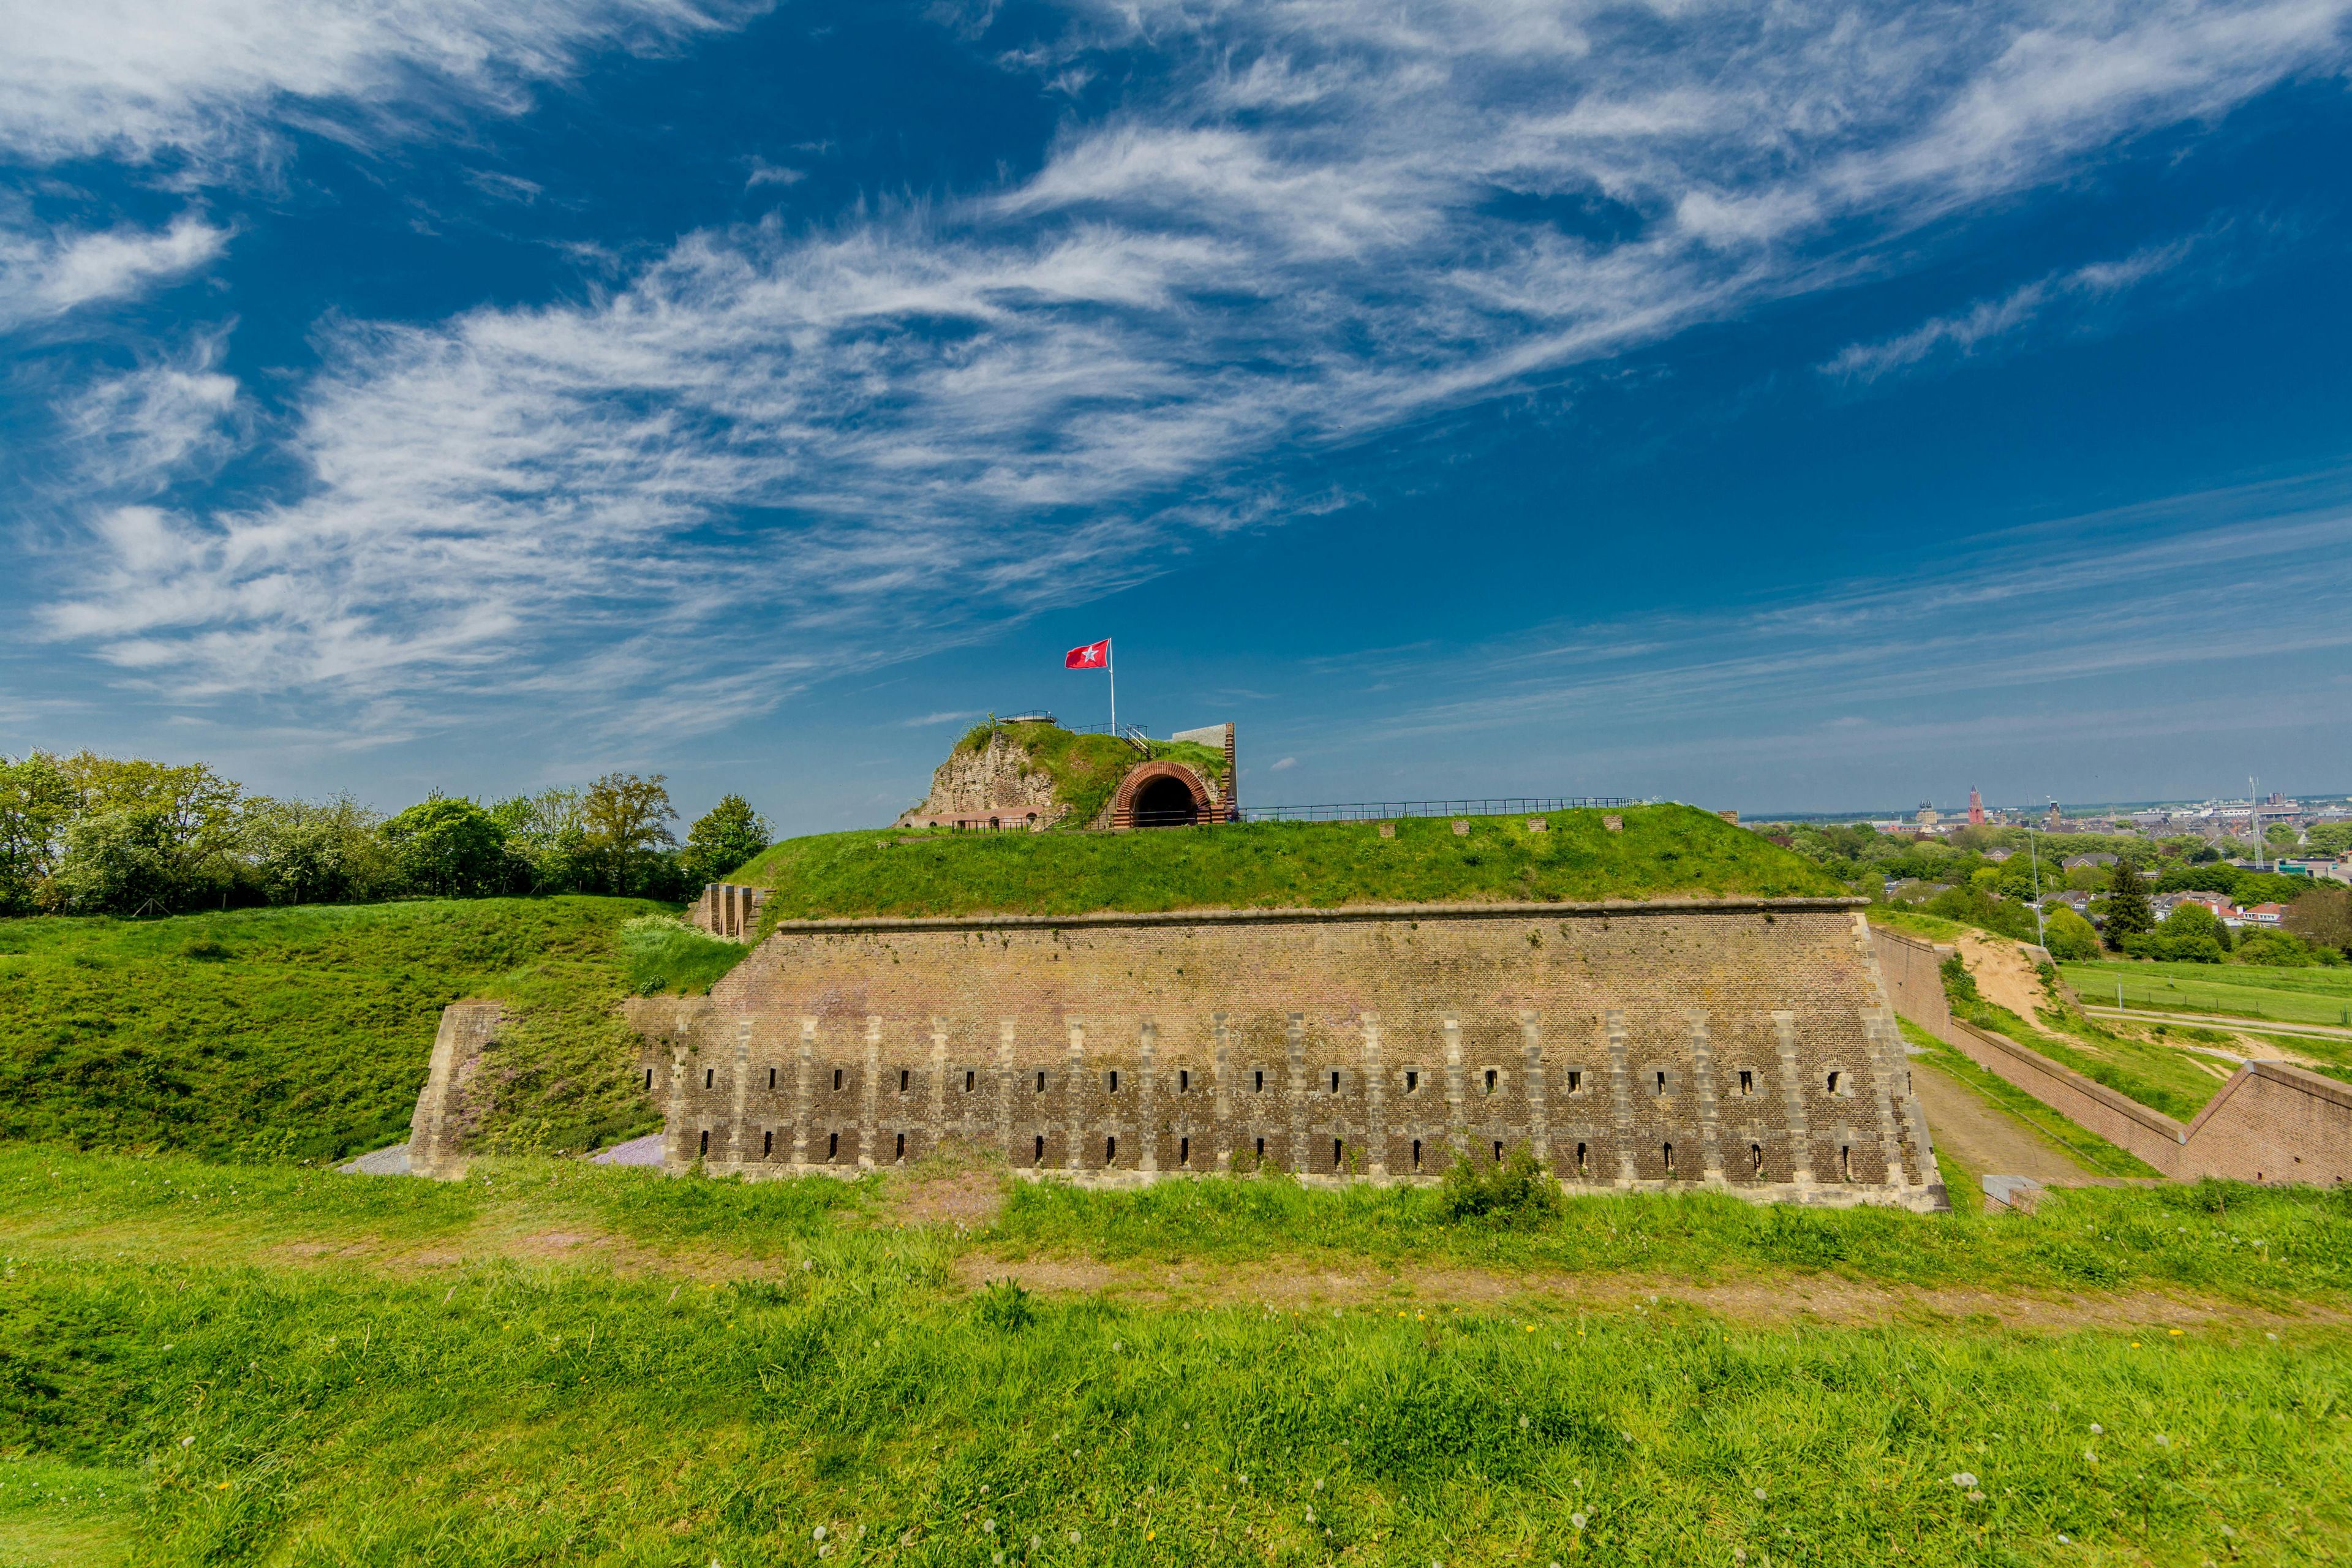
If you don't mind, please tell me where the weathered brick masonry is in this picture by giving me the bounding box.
[623,898,1944,1208]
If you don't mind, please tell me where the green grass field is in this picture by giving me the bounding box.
[0,899,745,1164]
[2063,959,2352,1029]
[1,1145,2346,1567]
[737,805,1845,921]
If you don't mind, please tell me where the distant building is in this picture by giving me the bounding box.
[2062,853,2118,871]
[1985,848,2014,863]
[2235,902,2289,929]
[1967,787,1985,826]
[1914,802,1942,827]
[2278,858,2352,884]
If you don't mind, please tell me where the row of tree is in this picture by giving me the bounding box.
[0,752,772,917]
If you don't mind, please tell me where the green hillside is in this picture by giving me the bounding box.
[0,898,742,1163]
[738,803,1844,919]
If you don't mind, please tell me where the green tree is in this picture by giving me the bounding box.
[490,787,590,893]
[2284,885,2352,958]
[43,809,194,914]
[580,773,679,897]
[682,794,770,886]
[2136,902,2230,963]
[2304,823,2352,858]
[2041,907,2101,960]
[242,795,397,905]
[0,752,74,913]
[380,797,513,897]
[47,753,246,911]
[2101,860,2155,948]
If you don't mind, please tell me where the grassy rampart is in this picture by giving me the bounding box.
[0,899,744,1163]
[738,804,1844,920]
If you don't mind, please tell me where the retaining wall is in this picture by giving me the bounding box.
[1869,925,2351,1186]
[620,898,1943,1208]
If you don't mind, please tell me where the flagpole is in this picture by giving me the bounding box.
[1108,638,1117,737]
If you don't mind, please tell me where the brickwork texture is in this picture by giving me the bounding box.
[620,899,1943,1208]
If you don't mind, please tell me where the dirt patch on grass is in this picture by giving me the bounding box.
[952,1250,2351,1335]
[1951,929,2057,1021]
[888,1170,1004,1230]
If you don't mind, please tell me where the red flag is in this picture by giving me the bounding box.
[1064,638,1110,669]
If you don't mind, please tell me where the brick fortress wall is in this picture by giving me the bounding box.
[623,898,1943,1209]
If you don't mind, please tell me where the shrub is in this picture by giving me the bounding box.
[2233,930,2320,968]
[2123,903,2231,962]
[2041,907,2100,960]
[1438,1142,1561,1225]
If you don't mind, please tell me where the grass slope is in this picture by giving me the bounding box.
[2,1147,2346,1567]
[0,899,744,1163]
[739,804,1845,920]
[1894,1019,2163,1180]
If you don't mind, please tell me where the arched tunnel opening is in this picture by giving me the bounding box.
[1131,774,1202,827]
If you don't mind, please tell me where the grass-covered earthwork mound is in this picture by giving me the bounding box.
[0,898,748,1163]
[737,803,1846,920]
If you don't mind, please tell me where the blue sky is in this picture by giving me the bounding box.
[4,0,2351,832]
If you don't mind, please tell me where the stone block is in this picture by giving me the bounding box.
[1604,815,1623,832]
[1527,818,1547,832]
[1378,823,1395,839]
[1452,820,1471,835]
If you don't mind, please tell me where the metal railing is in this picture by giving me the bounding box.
[1241,796,1637,824]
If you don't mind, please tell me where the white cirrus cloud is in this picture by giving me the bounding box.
[0,0,753,166]
[37,0,2352,745]
[1820,231,2216,382]
[0,214,230,325]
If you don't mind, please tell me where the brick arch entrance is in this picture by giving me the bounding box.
[1110,761,1216,829]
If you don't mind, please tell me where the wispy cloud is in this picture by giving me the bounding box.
[1821,232,2214,381]
[0,214,228,325]
[30,0,2352,747]
[1288,471,2352,778]
[0,0,753,167]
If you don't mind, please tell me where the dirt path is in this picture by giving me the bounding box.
[954,1251,2345,1335]
[1907,1057,2097,1186]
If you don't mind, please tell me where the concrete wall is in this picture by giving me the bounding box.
[624,897,1943,1209]
[407,1001,502,1177]
[687,883,767,940]
[1869,925,2351,1186]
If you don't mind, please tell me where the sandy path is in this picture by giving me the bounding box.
[1907,1057,2097,1186]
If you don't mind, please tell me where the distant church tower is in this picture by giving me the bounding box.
[1967,787,1985,827]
